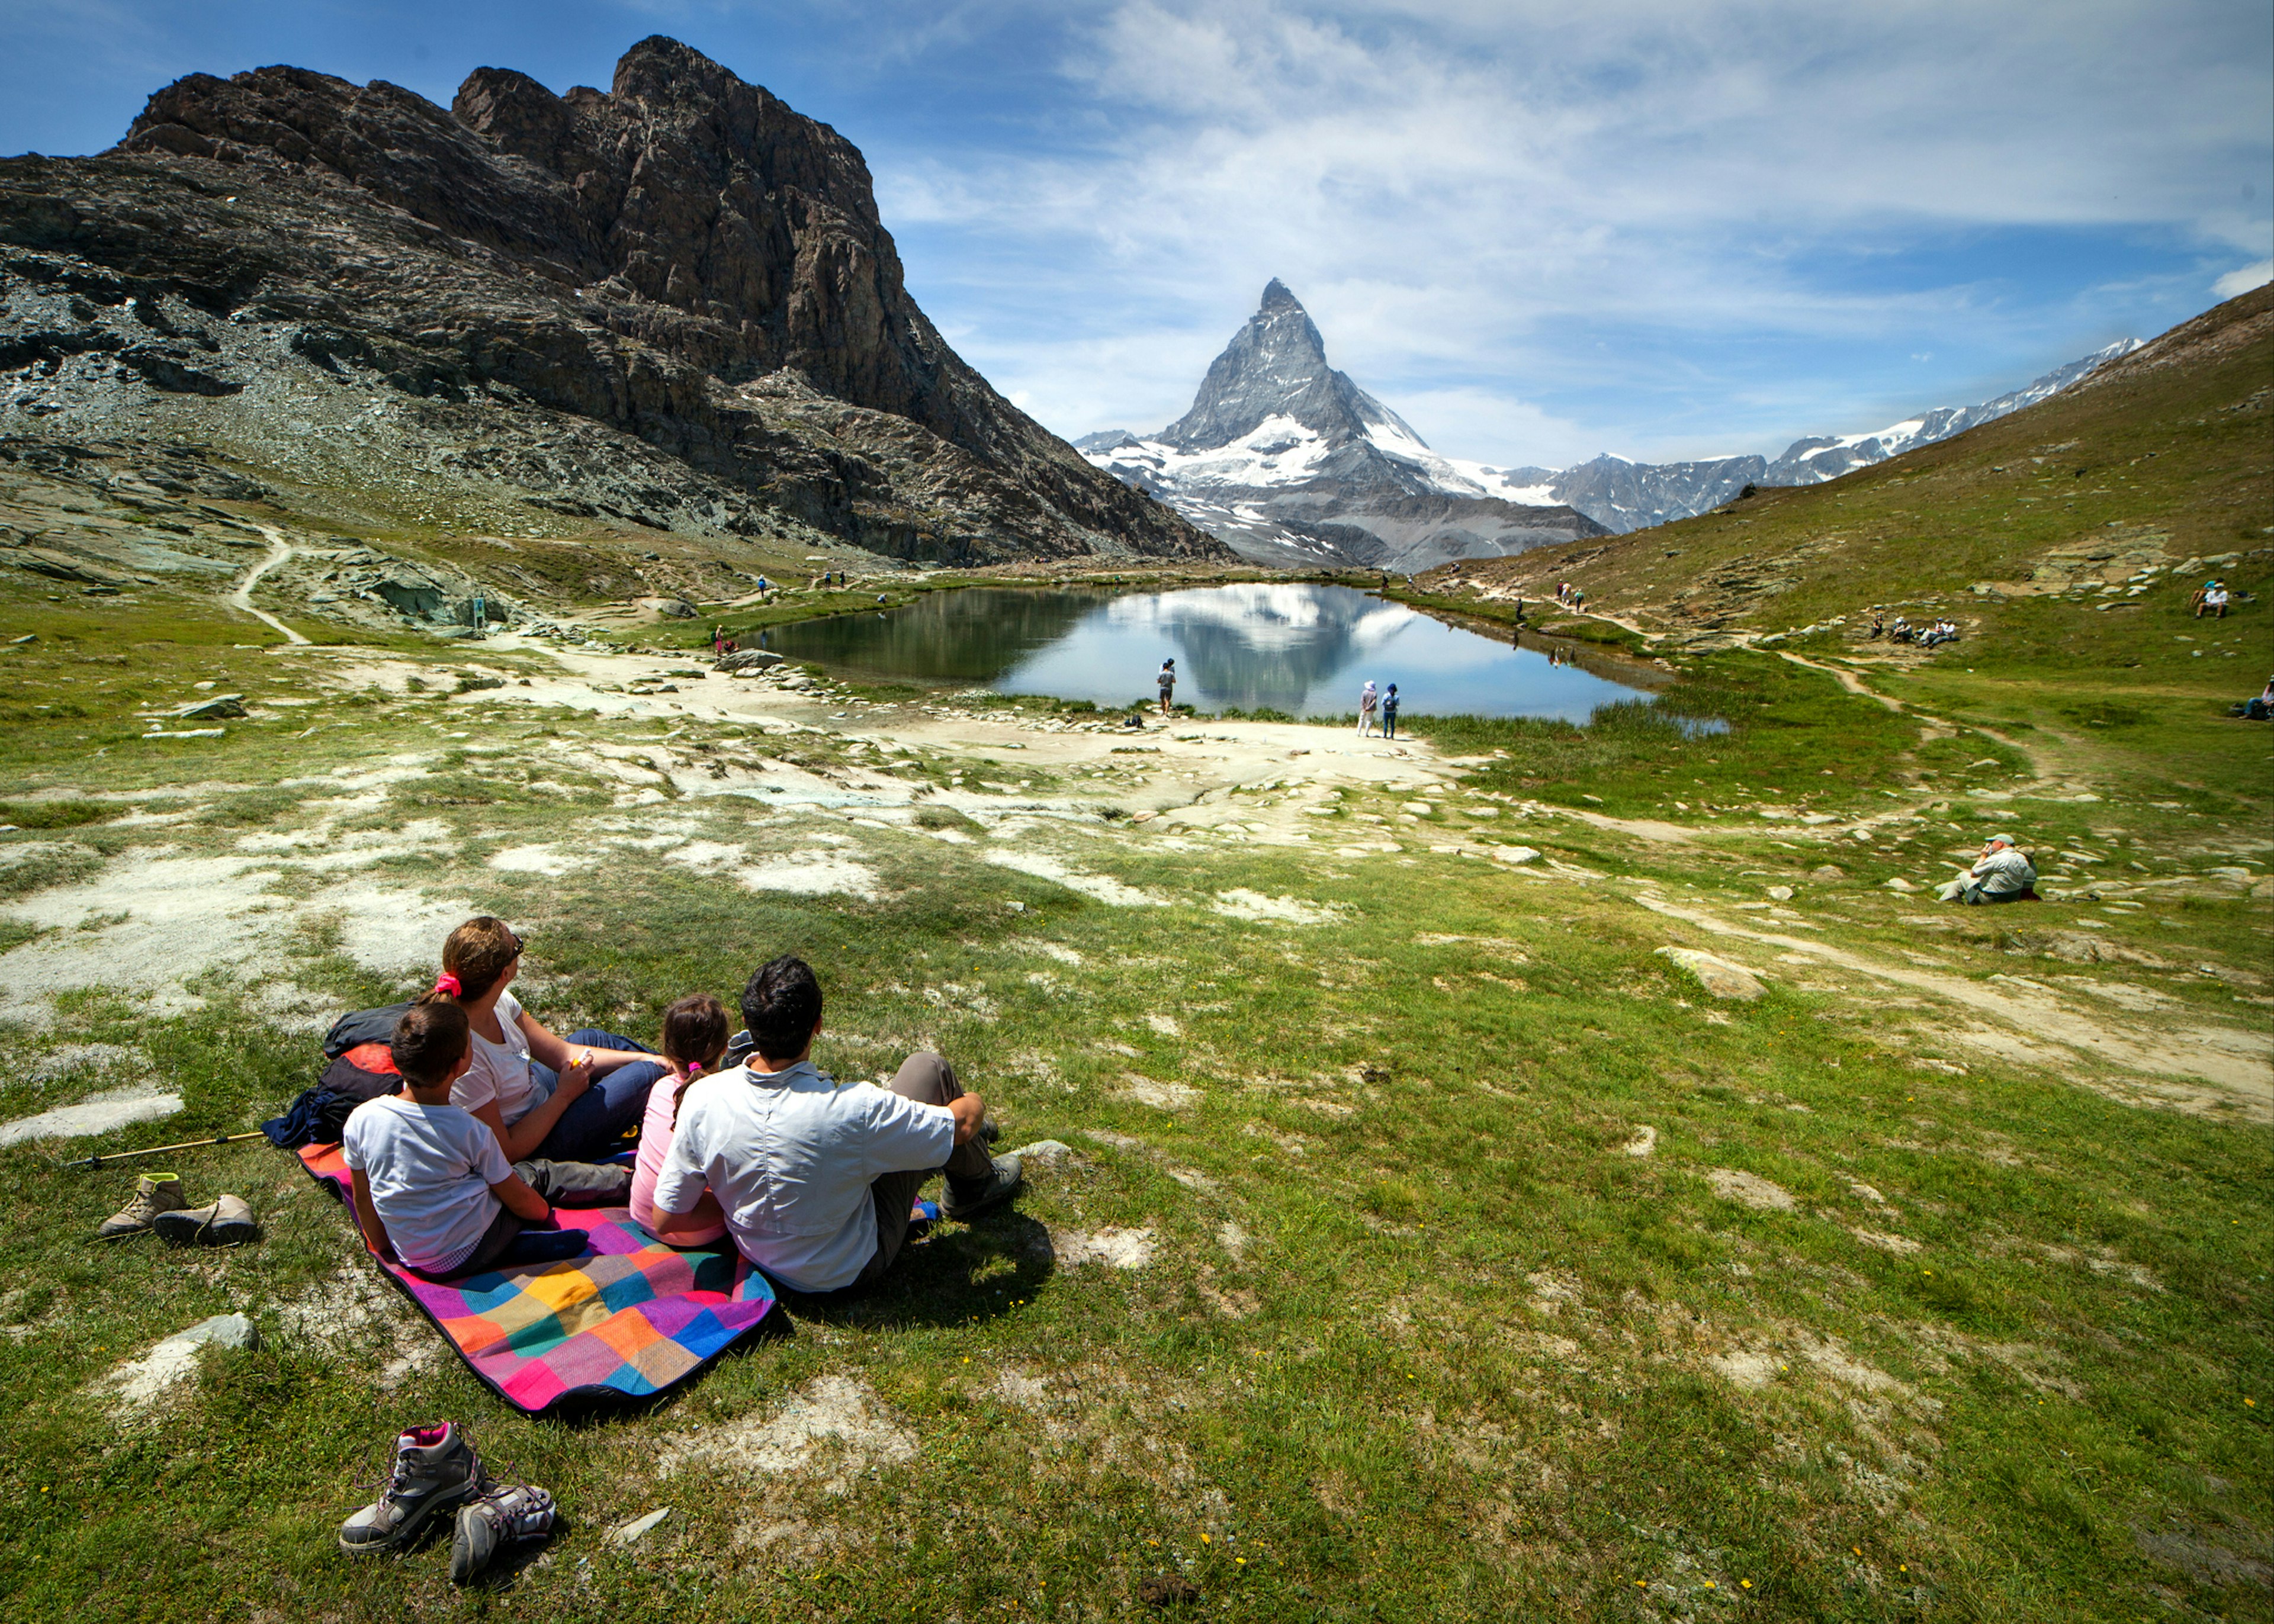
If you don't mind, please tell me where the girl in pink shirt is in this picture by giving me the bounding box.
[630,994,730,1245]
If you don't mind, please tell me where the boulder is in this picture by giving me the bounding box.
[1883,876,1917,893]
[716,648,784,673]
[176,693,248,719]
[1656,946,1765,1001]
[1809,864,1845,882]
[1765,885,1794,901]
[657,600,697,620]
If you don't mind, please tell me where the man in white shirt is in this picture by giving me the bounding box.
[1938,833,2038,904]
[653,956,1022,1292]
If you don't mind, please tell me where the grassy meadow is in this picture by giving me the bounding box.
[0,560,2266,1623]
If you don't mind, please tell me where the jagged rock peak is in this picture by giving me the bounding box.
[1162,278,1418,455]
[31,37,1222,562]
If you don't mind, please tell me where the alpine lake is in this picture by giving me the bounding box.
[753,581,1671,720]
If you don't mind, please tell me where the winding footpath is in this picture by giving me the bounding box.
[230,527,309,645]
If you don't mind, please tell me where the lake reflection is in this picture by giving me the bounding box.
[759,583,1653,719]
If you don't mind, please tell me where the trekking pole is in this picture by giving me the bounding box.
[56,1131,268,1172]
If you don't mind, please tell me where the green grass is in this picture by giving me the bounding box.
[0,665,2265,1621]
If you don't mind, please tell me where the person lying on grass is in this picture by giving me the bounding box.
[344,1002,631,1282]
[651,955,1024,1292]
[426,915,667,1163]
[628,993,731,1247]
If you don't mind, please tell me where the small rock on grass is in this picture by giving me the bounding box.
[1766,885,1794,901]
[1139,1574,1203,1607]
[1655,947,1765,1001]
[1883,876,1918,893]
[97,1313,259,1410]
[607,1508,670,1546]
[1707,1168,1796,1211]
[1003,1140,1076,1168]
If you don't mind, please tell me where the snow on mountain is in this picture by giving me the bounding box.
[1078,280,1607,571]
[1081,279,2143,548]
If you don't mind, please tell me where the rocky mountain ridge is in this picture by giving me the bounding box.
[0,37,1223,567]
[1427,341,2146,533]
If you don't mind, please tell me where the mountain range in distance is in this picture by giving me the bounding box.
[1080,281,2142,567]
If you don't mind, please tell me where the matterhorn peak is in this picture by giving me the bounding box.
[1161,278,1408,455]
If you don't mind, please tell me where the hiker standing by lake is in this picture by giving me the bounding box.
[1357,679,1379,736]
[1381,683,1401,740]
[1157,658,1177,716]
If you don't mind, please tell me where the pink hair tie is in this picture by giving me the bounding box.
[685,1061,704,1080]
[433,972,462,997]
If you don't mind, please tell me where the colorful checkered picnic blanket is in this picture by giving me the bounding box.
[297,1144,775,1414]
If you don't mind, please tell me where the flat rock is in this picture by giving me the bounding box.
[175,694,248,720]
[1707,1169,1796,1211]
[1766,885,1795,901]
[716,648,785,673]
[96,1312,259,1410]
[1655,947,1765,1001]
[1883,876,1918,893]
[0,1088,182,1147]
[608,1508,672,1546]
[1003,1139,1077,1168]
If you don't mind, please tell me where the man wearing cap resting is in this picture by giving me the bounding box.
[1938,834,2038,905]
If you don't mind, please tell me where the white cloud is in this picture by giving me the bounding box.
[873,0,2271,463]
[2213,259,2273,299]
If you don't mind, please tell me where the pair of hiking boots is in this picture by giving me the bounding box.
[97,1173,258,1246]
[339,1422,557,1585]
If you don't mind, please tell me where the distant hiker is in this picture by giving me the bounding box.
[1357,679,1379,736]
[1869,615,1885,638]
[651,956,1022,1293]
[2246,675,2274,721]
[1936,834,2038,905]
[1382,683,1401,740]
[1158,658,1177,716]
[2200,583,2230,619]
[712,626,724,657]
[1512,596,1527,623]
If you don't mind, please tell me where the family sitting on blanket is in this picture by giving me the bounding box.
[342,918,1022,1289]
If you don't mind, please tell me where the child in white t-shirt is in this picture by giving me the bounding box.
[345,1004,627,1281]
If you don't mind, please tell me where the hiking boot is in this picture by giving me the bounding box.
[97,1173,185,1240]
[449,1480,557,1585]
[338,1423,481,1555]
[154,1192,259,1247]
[943,1155,1023,1222]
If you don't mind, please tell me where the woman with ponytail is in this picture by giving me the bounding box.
[426,917,667,1165]
[629,995,730,1244]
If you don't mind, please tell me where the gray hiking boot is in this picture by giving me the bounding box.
[450,1480,557,1585]
[97,1173,185,1240]
[339,1423,482,1555]
[943,1155,1023,1222]
[154,1192,259,1247]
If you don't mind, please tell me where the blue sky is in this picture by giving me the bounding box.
[4,1,2267,466]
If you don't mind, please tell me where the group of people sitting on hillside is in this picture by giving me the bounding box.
[2191,579,2231,619]
[342,918,1022,1291]
[1867,614,1960,646]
